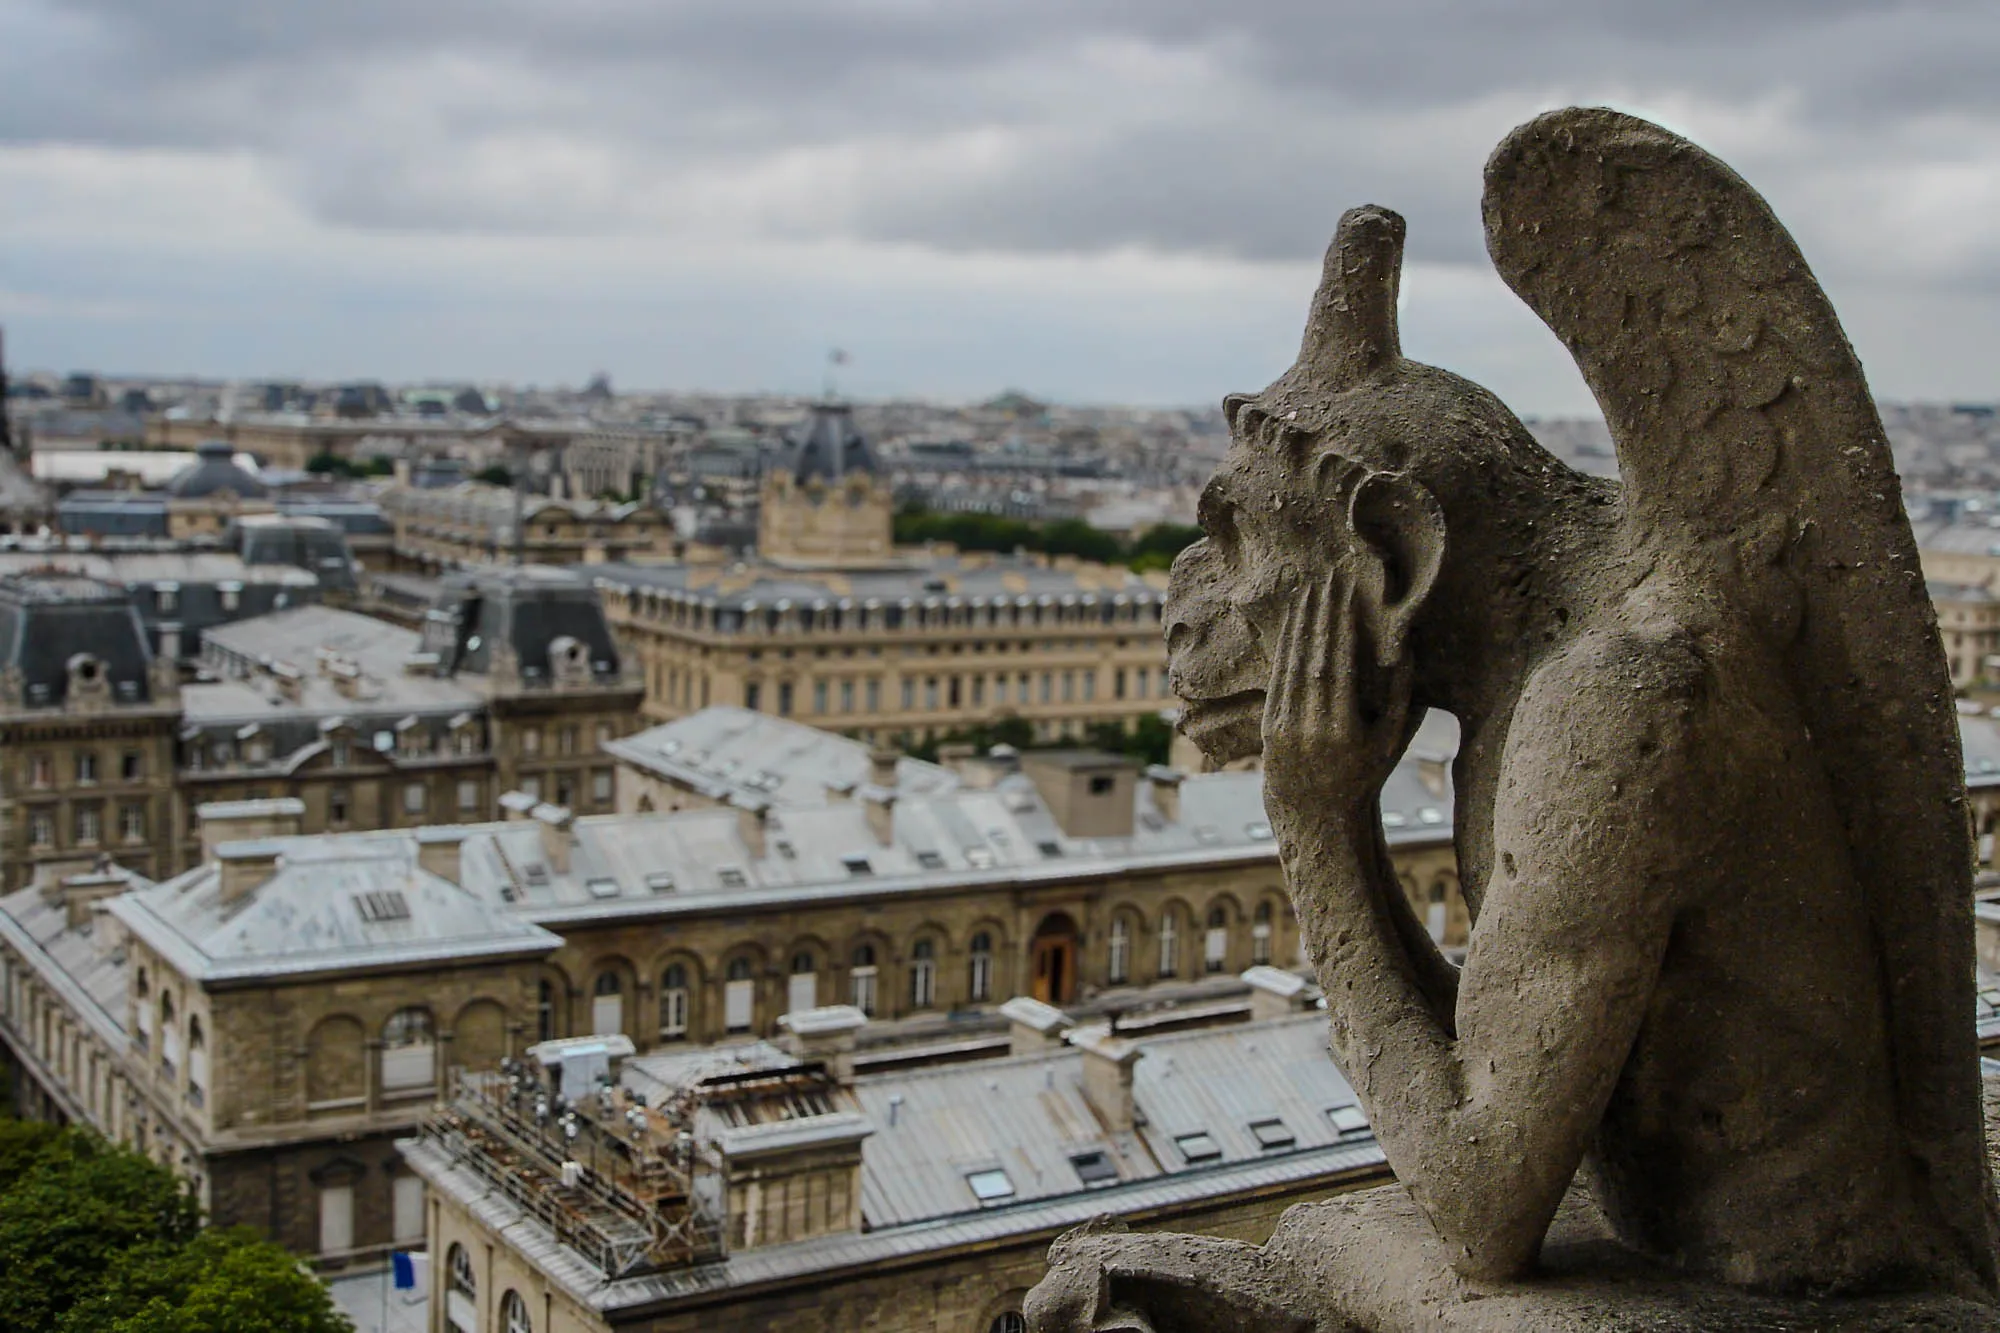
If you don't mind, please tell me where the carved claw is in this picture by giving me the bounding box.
[1026,1219,1315,1333]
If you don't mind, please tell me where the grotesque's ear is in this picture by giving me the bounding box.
[1347,470,1445,669]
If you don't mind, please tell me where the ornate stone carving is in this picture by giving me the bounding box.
[1028,107,2000,1330]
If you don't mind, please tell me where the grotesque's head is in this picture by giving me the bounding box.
[1165,207,1565,764]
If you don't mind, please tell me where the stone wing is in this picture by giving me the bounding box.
[1484,105,1998,1286]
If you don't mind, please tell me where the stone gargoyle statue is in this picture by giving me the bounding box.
[1026,108,2000,1331]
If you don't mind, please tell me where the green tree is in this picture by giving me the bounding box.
[0,1125,352,1333]
[0,1133,200,1329]
[475,464,514,487]
[61,1228,353,1333]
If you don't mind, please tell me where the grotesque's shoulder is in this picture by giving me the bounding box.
[1514,611,1711,771]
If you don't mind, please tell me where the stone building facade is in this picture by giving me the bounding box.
[0,724,1462,1268]
[594,405,1175,743]
[0,573,183,889]
[384,481,675,571]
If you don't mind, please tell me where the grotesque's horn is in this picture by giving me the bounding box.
[1299,206,1405,390]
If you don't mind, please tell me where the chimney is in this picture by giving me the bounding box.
[778,1004,868,1081]
[198,797,303,863]
[531,803,574,873]
[1242,965,1318,1023]
[867,745,899,790]
[861,746,899,848]
[499,790,539,821]
[415,826,464,885]
[716,1110,872,1251]
[271,660,303,704]
[734,799,768,861]
[1021,751,1136,839]
[1071,1025,1144,1134]
[216,840,282,905]
[1414,748,1450,799]
[998,995,1072,1056]
[1144,765,1184,824]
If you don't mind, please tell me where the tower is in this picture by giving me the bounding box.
[755,402,894,567]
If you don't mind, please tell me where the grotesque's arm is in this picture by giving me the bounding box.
[1270,608,1691,1280]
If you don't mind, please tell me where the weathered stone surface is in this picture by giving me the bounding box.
[1028,105,2000,1330]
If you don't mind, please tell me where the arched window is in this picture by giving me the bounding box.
[535,980,558,1042]
[660,964,689,1039]
[381,1007,436,1094]
[159,992,179,1076]
[591,971,623,1036]
[787,950,817,1014]
[989,1314,1027,1333]
[1252,900,1274,965]
[1108,916,1132,985]
[1158,911,1179,978]
[909,939,937,1010]
[1426,879,1450,941]
[850,944,878,1016]
[724,957,755,1034]
[186,1016,207,1107]
[1204,906,1229,974]
[500,1290,533,1333]
[445,1242,476,1333]
[134,969,152,1050]
[968,932,993,1003]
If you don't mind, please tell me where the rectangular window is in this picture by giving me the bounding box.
[556,774,574,808]
[591,769,612,804]
[76,752,98,785]
[330,739,350,767]
[1205,925,1228,973]
[403,782,426,815]
[994,675,1007,704]
[318,1185,354,1255]
[155,584,178,615]
[119,804,146,843]
[392,1176,425,1245]
[521,727,541,756]
[1136,668,1150,699]
[1040,673,1053,703]
[744,682,761,711]
[1083,672,1096,701]
[865,678,880,712]
[121,751,142,782]
[787,971,817,1015]
[218,583,241,612]
[841,680,854,713]
[27,810,52,848]
[328,786,349,825]
[28,754,52,789]
[778,682,794,716]
[558,726,577,756]
[724,978,754,1032]
[520,775,541,800]
[594,721,612,748]
[901,679,915,710]
[1114,669,1127,700]
[75,807,101,845]
[456,779,479,813]
[971,676,984,706]
[850,966,878,1016]
[814,680,828,713]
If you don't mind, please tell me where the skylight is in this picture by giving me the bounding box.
[585,878,620,899]
[965,1168,1015,1203]
[841,855,873,877]
[354,890,411,924]
[1175,1132,1221,1164]
[1070,1150,1118,1187]
[645,872,676,893]
[915,850,946,870]
[717,867,748,888]
[1328,1105,1371,1137]
[1249,1117,1296,1152]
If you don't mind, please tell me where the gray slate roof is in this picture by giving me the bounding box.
[603,706,956,809]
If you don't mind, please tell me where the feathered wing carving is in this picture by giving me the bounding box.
[1484,106,1998,1287]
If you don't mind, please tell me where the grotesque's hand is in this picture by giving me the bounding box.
[1260,575,1411,824]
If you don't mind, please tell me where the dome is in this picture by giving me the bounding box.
[779,403,876,483]
[165,440,269,499]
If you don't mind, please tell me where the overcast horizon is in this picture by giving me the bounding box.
[4,2,2000,413]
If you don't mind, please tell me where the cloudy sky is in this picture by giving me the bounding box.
[2,1,1998,411]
